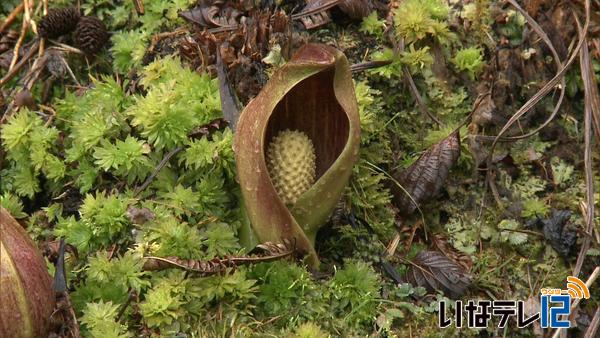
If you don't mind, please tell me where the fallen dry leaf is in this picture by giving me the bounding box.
[391,131,460,217]
[407,250,472,299]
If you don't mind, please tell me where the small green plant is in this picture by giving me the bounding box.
[291,322,329,338]
[250,261,323,326]
[328,260,381,329]
[359,11,385,38]
[1,109,65,197]
[72,251,149,313]
[93,136,152,184]
[0,193,27,218]
[498,219,528,246]
[551,157,574,186]
[128,57,221,150]
[139,272,188,330]
[111,29,150,73]
[452,47,484,79]
[80,301,131,338]
[521,198,550,219]
[400,45,434,74]
[54,193,132,254]
[393,0,453,44]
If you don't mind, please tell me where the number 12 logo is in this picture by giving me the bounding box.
[540,295,571,328]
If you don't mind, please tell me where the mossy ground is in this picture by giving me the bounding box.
[1,0,599,337]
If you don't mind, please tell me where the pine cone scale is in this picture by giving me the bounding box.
[38,7,81,39]
[74,16,109,55]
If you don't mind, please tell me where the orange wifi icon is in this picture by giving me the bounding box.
[565,276,590,299]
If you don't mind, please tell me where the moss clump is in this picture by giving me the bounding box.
[267,130,316,205]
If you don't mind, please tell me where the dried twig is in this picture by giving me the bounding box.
[0,3,24,33]
[205,0,344,33]
[134,146,183,197]
[551,266,600,338]
[585,307,600,338]
[572,37,596,278]
[350,60,393,73]
[146,28,189,55]
[9,1,31,71]
[143,241,296,274]
[132,0,145,15]
[486,0,591,208]
[490,0,590,149]
[0,40,39,89]
[385,232,401,257]
[576,20,600,142]
[497,0,566,141]
[395,38,442,126]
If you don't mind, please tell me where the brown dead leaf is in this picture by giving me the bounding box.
[298,0,337,29]
[338,0,372,20]
[407,250,472,299]
[431,234,473,272]
[179,0,243,28]
[143,241,295,273]
[391,131,461,217]
[216,47,241,129]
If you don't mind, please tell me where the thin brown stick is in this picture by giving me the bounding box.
[490,0,590,150]
[23,41,47,90]
[402,65,443,126]
[0,3,24,33]
[0,39,39,88]
[64,291,81,338]
[551,266,600,338]
[576,21,600,141]
[146,28,189,55]
[398,38,442,126]
[132,0,145,15]
[580,201,600,244]
[134,146,183,197]
[497,0,566,141]
[572,38,595,278]
[385,232,401,257]
[205,0,344,33]
[350,60,393,73]
[9,7,30,71]
[585,307,600,338]
[486,0,591,207]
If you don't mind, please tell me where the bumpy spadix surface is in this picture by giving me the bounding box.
[267,130,316,205]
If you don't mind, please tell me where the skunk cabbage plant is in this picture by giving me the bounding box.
[0,207,55,338]
[234,44,360,267]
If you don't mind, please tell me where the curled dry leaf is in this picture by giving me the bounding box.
[187,117,229,139]
[391,131,460,217]
[216,47,241,130]
[143,241,295,273]
[432,234,473,272]
[298,0,338,29]
[407,250,472,299]
[179,0,243,28]
[338,0,372,20]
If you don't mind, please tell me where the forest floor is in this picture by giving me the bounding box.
[1,0,599,337]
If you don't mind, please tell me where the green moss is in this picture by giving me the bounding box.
[452,47,484,79]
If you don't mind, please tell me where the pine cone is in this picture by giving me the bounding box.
[38,7,81,39]
[74,16,109,55]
